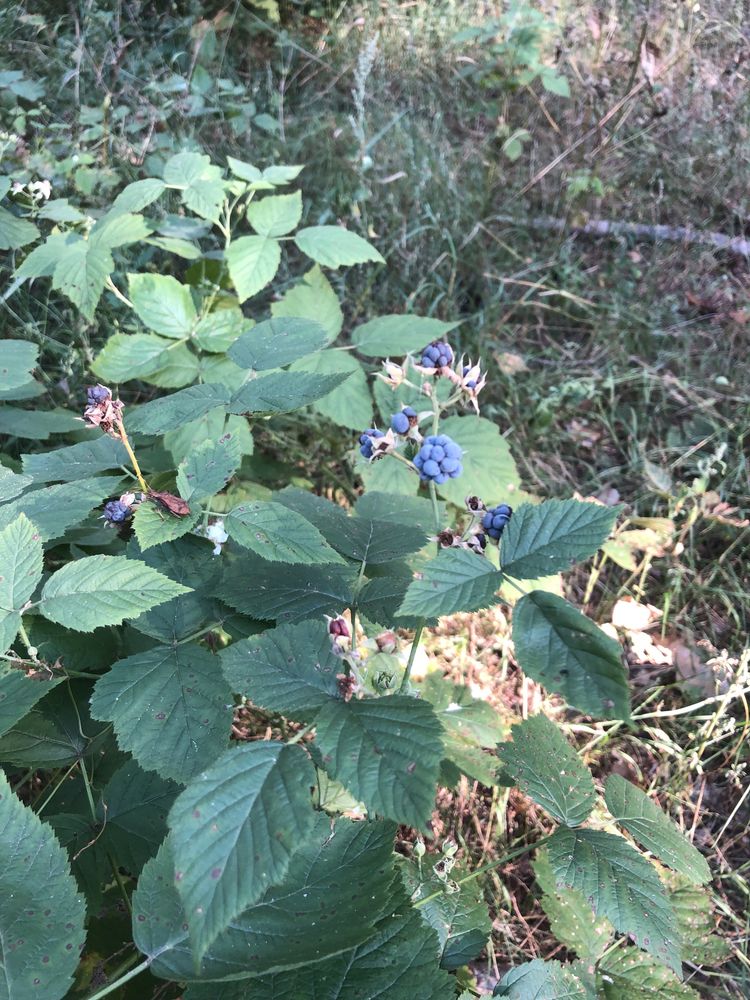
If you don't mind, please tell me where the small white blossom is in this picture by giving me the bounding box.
[206,519,229,556]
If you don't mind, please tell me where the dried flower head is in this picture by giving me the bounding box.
[83,384,124,436]
[377,359,406,389]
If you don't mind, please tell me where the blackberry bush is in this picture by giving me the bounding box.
[0,151,719,1000]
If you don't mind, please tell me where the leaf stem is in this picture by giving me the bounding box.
[428,480,442,535]
[399,622,424,693]
[83,958,150,1000]
[413,834,553,909]
[287,721,315,745]
[116,420,148,493]
[79,760,133,916]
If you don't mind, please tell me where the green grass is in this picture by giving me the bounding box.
[1,0,749,992]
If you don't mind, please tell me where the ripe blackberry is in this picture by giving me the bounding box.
[87,384,111,405]
[420,341,454,370]
[103,500,133,524]
[359,429,385,458]
[482,503,513,540]
[390,406,417,435]
[413,434,463,485]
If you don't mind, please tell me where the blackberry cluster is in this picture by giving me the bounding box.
[103,500,133,524]
[359,429,385,458]
[414,435,463,484]
[420,341,454,369]
[390,406,417,434]
[482,503,513,540]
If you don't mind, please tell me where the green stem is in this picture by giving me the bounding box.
[399,623,424,693]
[79,761,132,916]
[83,959,150,1000]
[288,721,315,745]
[414,834,553,909]
[428,480,442,536]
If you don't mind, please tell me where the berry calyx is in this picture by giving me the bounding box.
[359,428,385,458]
[482,503,513,540]
[413,434,463,484]
[390,406,417,435]
[420,340,454,370]
[462,365,478,389]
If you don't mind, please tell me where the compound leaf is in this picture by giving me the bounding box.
[315,694,442,830]
[547,827,681,973]
[0,513,43,614]
[247,191,302,237]
[494,959,589,998]
[90,645,233,784]
[168,742,316,959]
[398,547,503,618]
[176,431,242,502]
[599,945,700,999]
[352,315,460,357]
[512,592,630,721]
[604,775,710,885]
[498,714,596,827]
[226,500,344,564]
[39,555,191,631]
[437,414,521,509]
[294,225,384,268]
[227,316,328,371]
[0,665,61,737]
[501,499,618,579]
[98,760,178,875]
[127,383,230,435]
[220,619,340,722]
[22,437,129,483]
[227,370,350,415]
[289,349,372,431]
[127,273,198,338]
[0,476,125,542]
[225,234,280,303]
[271,265,343,341]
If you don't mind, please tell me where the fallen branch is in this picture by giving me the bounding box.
[488,214,750,257]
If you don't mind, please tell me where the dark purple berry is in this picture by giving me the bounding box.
[420,341,454,370]
[103,500,133,524]
[413,434,463,484]
[87,384,110,405]
[482,504,513,540]
[328,617,350,639]
[359,429,385,459]
[462,365,478,389]
[390,406,417,435]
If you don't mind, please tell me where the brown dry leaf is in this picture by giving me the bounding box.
[611,596,661,632]
[495,351,528,376]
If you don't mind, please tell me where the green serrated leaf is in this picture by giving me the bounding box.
[498,714,596,826]
[0,407,82,441]
[535,850,613,961]
[169,742,316,958]
[192,307,247,353]
[294,225,384,268]
[228,317,329,371]
[91,332,172,382]
[315,694,442,829]
[0,665,61,737]
[599,944,700,999]
[135,815,401,981]
[501,499,618,579]
[220,555,355,624]
[98,760,178,874]
[403,859,491,969]
[127,383,229,435]
[512,592,630,721]
[176,432,241,502]
[52,238,113,320]
[247,190,302,236]
[0,466,32,502]
[22,436,129,483]
[225,234,281,303]
[15,232,76,283]
[352,315,460,357]
[0,513,43,614]
[547,827,681,973]
[91,644,232,784]
[39,555,191,631]
[89,211,152,250]
[0,205,39,250]
[132,501,200,551]
[271,265,343,340]
[0,476,125,541]
[0,340,39,392]
[665,873,730,965]
[356,490,443,531]
[228,369,350,414]
[226,500,345,564]
[398,548,503,618]
[495,959,588,998]
[220,619,340,722]
[289,349,373,430]
[111,178,166,214]
[436,414,521,508]
[144,342,201,388]
[0,769,86,1000]
[604,775,710,884]
[128,273,198,339]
